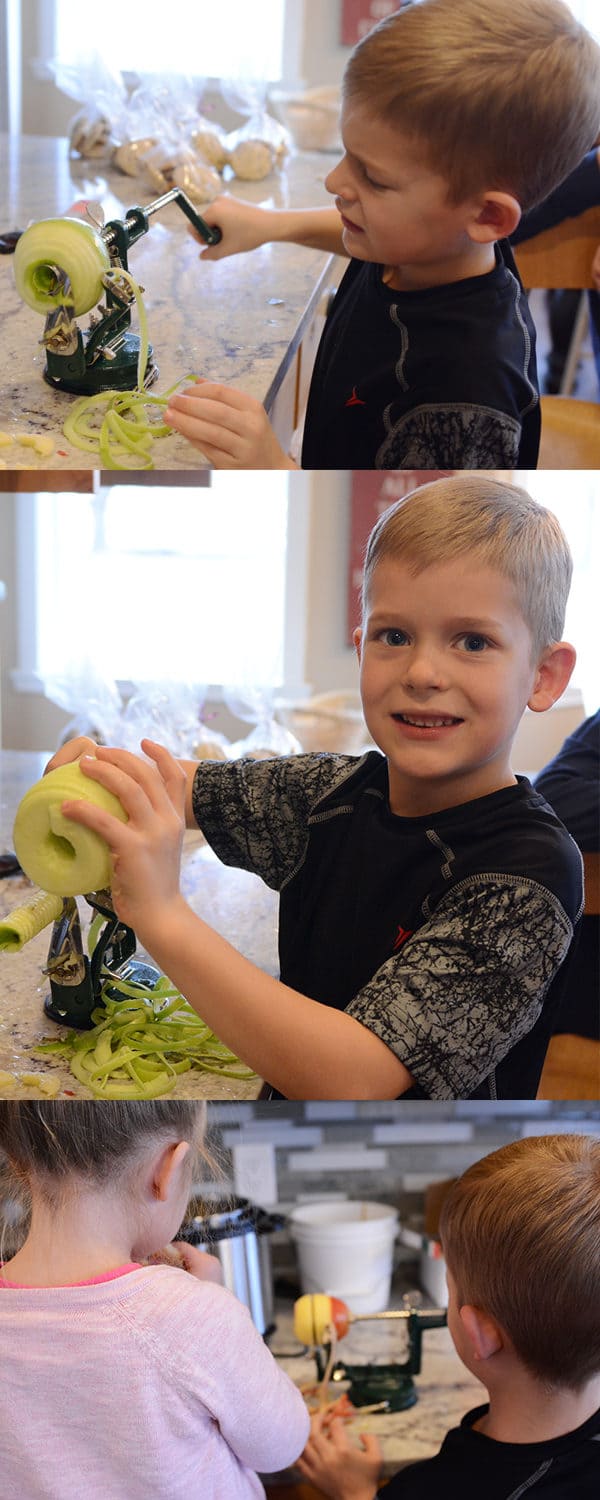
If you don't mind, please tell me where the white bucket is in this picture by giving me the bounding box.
[289,1200,398,1314]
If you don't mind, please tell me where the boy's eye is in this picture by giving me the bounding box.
[364,170,387,190]
[459,634,489,653]
[378,628,409,646]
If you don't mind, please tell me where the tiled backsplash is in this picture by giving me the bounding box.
[204,1100,600,1218]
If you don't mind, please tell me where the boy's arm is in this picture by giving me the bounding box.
[57,746,578,1100]
[192,195,348,261]
[59,744,415,1100]
[162,197,347,469]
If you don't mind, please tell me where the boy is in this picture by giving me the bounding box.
[163,0,600,471]
[53,475,582,1100]
[296,1132,600,1498]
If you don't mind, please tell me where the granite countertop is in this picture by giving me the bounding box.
[0,750,279,1097]
[0,134,339,469]
[269,1282,481,1481]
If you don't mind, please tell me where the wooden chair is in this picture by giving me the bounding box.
[537,852,600,1100]
[513,206,600,468]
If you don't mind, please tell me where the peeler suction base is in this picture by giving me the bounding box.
[43,336,158,395]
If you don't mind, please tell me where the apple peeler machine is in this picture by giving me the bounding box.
[294,1293,447,1412]
[43,889,161,1029]
[14,189,222,395]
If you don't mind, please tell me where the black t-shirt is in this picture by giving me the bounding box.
[301,241,540,470]
[379,1402,600,1498]
[192,753,583,1100]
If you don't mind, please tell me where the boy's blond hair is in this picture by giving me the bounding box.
[361,474,572,659]
[439,1134,600,1389]
[344,0,600,209]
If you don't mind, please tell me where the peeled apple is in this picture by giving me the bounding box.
[14,217,111,317]
[293,1293,350,1346]
[0,890,63,952]
[13,762,128,897]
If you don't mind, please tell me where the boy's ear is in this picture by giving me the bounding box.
[528,642,577,714]
[468,191,522,244]
[459,1303,504,1363]
[353,625,363,664]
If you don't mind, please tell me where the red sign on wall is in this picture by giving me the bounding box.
[342,0,404,48]
[347,470,455,642]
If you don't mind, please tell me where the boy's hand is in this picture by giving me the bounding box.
[190,194,275,260]
[45,736,100,773]
[165,381,297,469]
[296,1413,383,1500]
[59,739,187,935]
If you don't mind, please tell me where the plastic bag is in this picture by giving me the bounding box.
[44,54,130,159]
[220,77,290,179]
[41,664,125,747]
[224,685,302,759]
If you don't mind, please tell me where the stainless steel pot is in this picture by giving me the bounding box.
[179,1196,283,1337]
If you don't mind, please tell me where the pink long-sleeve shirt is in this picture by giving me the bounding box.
[0,1263,309,1499]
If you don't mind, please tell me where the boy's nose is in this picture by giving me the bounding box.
[325,155,353,200]
[402,646,446,691]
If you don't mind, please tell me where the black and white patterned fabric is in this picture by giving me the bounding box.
[192,752,583,1100]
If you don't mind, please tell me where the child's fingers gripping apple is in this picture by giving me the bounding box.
[44,735,100,774]
[59,742,186,934]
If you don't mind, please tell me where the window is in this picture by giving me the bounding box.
[16,475,309,702]
[569,1,600,44]
[53,1,288,83]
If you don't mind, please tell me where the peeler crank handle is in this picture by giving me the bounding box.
[142,188,222,245]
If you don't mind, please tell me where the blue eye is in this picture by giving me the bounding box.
[461,634,488,652]
[380,628,409,646]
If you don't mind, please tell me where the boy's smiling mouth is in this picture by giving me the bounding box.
[392,712,464,733]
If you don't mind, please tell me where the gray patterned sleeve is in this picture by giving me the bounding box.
[191,753,359,890]
[346,875,573,1098]
[375,403,523,469]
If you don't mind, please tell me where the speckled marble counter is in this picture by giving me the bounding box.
[269,1283,481,1482]
[0,750,279,1097]
[0,135,339,469]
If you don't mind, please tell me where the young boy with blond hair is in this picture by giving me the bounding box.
[163,0,600,470]
[48,475,583,1101]
[297,1132,600,1498]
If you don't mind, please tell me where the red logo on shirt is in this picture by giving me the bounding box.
[393,925,413,951]
[345,387,367,406]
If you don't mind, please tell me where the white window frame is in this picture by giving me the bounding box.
[12,476,312,703]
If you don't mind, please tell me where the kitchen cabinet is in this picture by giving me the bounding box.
[0,134,341,469]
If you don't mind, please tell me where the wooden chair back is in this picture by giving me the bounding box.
[539,396,600,467]
[513,206,600,289]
